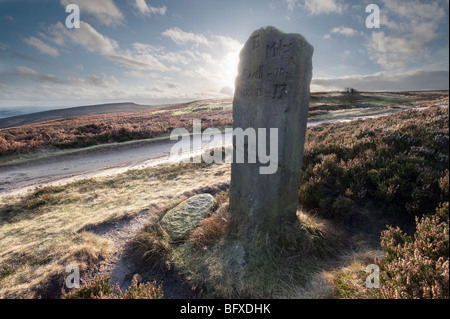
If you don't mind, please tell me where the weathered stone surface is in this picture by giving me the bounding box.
[159,194,214,241]
[230,26,313,232]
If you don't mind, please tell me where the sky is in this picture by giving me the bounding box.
[0,0,448,109]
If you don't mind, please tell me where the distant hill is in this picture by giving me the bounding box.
[0,107,56,119]
[0,102,161,129]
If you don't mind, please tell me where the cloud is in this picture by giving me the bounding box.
[24,36,59,57]
[330,26,360,37]
[11,65,118,88]
[13,52,45,63]
[162,27,211,46]
[214,35,243,52]
[165,82,178,89]
[284,0,343,14]
[285,0,300,12]
[47,21,169,72]
[15,66,39,76]
[311,70,449,92]
[47,22,228,74]
[123,70,147,79]
[85,74,119,87]
[8,66,68,85]
[134,0,167,16]
[220,86,233,96]
[304,0,343,14]
[60,0,124,26]
[13,66,68,84]
[324,26,361,39]
[129,42,183,67]
[2,15,14,21]
[0,42,8,50]
[107,52,168,72]
[7,24,243,106]
[366,0,448,70]
[48,21,118,55]
[149,28,242,94]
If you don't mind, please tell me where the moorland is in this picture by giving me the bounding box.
[0,90,448,299]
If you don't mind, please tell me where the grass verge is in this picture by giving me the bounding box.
[0,157,230,298]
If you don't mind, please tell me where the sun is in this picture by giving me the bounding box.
[224,50,240,91]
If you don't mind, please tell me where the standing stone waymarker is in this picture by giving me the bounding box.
[230,26,313,232]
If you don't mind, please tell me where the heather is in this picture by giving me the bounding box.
[379,203,449,299]
[0,99,232,157]
[2,91,442,159]
[63,276,163,299]
[299,104,449,299]
[299,105,449,223]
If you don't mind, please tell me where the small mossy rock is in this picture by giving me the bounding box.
[159,194,215,241]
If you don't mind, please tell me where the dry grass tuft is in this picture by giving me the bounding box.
[0,159,230,298]
[188,205,229,248]
[157,204,349,298]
